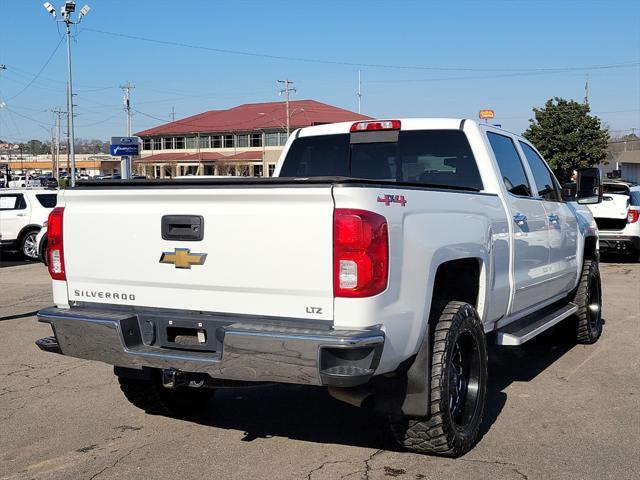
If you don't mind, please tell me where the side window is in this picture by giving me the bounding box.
[36,194,57,208]
[0,194,27,211]
[519,142,561,201]
[487,132,532,197]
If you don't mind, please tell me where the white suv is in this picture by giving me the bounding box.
[0,188,58,259]
[588,183,640,260]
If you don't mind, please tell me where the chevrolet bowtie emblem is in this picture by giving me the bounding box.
[159,248,207,269]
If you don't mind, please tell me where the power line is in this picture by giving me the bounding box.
[5,36,65,101]
[83,27,640,73]
[368,66,639,84]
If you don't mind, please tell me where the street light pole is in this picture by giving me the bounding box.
[43,2,91,187]
[64,21,76,186]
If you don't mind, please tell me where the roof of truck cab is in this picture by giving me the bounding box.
[294,118,514,137]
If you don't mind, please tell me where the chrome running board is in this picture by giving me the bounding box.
[496,302,578,346]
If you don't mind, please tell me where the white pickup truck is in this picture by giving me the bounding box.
[37,119,603,456]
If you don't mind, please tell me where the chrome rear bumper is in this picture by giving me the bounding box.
[37,306,384,387]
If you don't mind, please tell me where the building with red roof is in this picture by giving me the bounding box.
[134,99,370,178]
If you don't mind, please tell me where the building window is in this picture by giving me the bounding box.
[199,136,210,148]
[153,138,162,150]
[211,135,222,148]
[250,133,262,147]
[268,164,275,177]
[163,137,173,149]
[223,135,234,148]
[174,137,185,149]
[186,137,198,149]
[253,164,263,177]
[142,139,151,150]
[265,132,279,147]
[237,134,249,148]
[278,132,289,145]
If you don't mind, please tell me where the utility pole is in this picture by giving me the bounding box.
[49,108,65,180]
[357,70,362,114]
[584,73,589,106]
[43,1,91,187]
[120,81,134,179]
[278,79,296,137]
[171,107,175,122]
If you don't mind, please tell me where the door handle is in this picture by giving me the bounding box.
[548,213,559,224]
[513,213,527,226]
[16,213,27,217]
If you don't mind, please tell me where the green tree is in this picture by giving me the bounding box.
[523,97,609,182]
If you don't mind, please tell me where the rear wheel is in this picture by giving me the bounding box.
[20,229,39,260]
[117,370,214,417]
[573,259,603,344]
[389,301,488,457]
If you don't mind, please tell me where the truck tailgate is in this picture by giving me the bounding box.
[61,186,335,321]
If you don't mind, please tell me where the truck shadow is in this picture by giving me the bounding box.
[190,383,398,450]
[478,326,578,441]
[180,324,582,452]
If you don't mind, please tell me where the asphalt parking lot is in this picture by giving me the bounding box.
[1,253,639,480]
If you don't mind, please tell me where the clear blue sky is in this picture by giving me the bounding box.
[0,0,638,142]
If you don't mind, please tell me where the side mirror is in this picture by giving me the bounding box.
[576,167,602,204]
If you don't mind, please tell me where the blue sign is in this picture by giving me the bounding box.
[110,136,139,156]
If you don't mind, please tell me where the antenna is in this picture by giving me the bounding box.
[357,70,362,114]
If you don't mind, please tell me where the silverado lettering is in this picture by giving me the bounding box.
[73,290,136,301]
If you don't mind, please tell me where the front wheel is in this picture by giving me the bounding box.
[390,301,488,457]
[20,229,39,260]
[573,259,603,344]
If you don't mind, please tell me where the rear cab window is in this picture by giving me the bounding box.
[279,129,484,191]
[36,194,58,208]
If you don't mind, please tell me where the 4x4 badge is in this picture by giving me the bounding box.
[377,194,407,207]
[159,248,207,269]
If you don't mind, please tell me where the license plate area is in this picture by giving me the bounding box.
[140,316,223,352]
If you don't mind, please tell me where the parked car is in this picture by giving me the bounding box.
[36,118,602,456]
[8,175,40,188]
[587,182,640,260]
[38,175,59,188]
[0,188,58,259]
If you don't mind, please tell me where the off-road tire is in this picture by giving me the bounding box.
[117,371,214,417]
[20,229,39,260]
[390,301,488,457]
[573,259,603,344]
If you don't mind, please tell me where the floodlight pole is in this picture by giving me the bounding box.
[64,21,76,186]
[43,2,90,187]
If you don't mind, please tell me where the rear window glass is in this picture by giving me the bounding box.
[36,194,57,208]
[0,194,27,210]
[603,183,630,195]
[279,130,483,191]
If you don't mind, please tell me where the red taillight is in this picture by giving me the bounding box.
[334,209,388,298]
[350,120,401,132]
[628,209,640,224]
[47,207,66,281]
